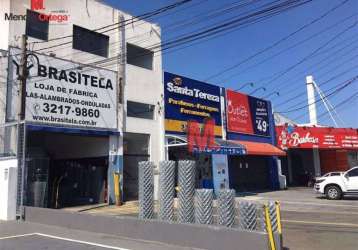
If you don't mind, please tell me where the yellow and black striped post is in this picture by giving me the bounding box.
[275,201,282,249]
[264,204,276,250]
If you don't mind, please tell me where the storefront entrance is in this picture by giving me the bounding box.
[281,149,356,186]
[123,133,150,201]
[288,149,316,186]
[25,130,109,208]
[228,156,270,192]
[168,146,213,189]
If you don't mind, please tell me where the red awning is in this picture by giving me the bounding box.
[236,141,286,156]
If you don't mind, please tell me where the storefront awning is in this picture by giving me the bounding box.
[236,140,286,156]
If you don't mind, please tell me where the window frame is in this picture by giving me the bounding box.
[72,25,109,57]
[126,43,154,70]
[127,101,155,120]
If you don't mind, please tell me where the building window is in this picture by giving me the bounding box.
[73,25,109,57]
[26,9,49,41]
[127,101,155,119]
[127,43,153,70]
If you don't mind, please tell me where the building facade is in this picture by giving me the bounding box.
[276,124,358,186]
[163,72,286,195]
[0,0,164,209]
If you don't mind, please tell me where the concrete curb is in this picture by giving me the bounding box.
[24,206,278,250]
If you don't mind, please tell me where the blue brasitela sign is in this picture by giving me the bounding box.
[164,72,222,136]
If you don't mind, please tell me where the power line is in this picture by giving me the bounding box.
[293,91,358,121]
[7,0,257,68]
[31,0,193,45]
[273,54,358,109]
[277,75,358,113]
[3,0,193,58]
[162,0,263,32]
[158,0,313,55]
[29,0,254,63]
[30,0,211,55]
[217,12,357,84]
[257,21,357,91]
[203,0,350,81]
[319,96,357,124]
[276,64,358,112]
[1,0,194,63]
[77,0,314,70]
[0,0,204,70]
[3,0,314,87]
[250,32,358,86]
[272,37,358,107]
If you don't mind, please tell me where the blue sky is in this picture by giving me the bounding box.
[104,0,357,128]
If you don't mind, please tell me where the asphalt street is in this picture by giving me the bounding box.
[1,187,357,250]
[239,187,358,250]
[0,221,203,250]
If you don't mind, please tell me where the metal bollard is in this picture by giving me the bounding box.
[217,189,236,227]
[268,201,278,232]
[178,160,196,223]
[238,201,258,231]
[158,161,175,221]
[195,189,213,225]
[138,161,154,220]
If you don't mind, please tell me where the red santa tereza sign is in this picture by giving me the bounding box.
[276,125,358,150]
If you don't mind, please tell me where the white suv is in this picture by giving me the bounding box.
[314,166,358,200]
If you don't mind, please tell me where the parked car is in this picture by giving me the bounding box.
[314,166,358,200]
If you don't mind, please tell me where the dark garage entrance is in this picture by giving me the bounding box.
[25,130,109,208]
[228,156,270,192]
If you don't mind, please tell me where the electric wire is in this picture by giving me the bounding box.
[204,0,350,81]
[74,0,314,71]
[219,12,357,85]
[292,91,358,122]
[30,0,193,45]
[270,35,358,106]
[277,75,358,113]
[255,21,357,94]
[273,53,358,108]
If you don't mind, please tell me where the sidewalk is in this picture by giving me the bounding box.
[64,187,358,217]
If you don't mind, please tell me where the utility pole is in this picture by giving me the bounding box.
[306,75,321,177]
[16,34,28,218]
[306,75,317,125]
[18,34,28,121]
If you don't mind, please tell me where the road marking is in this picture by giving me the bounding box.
[282,220,358,228]
[35,233,132,250]
[282,209,358,215]
[0,233,37,240]
[261,200,358,208]
[238,197,263,201]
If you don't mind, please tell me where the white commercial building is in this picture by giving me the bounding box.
[0,0,164,212]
